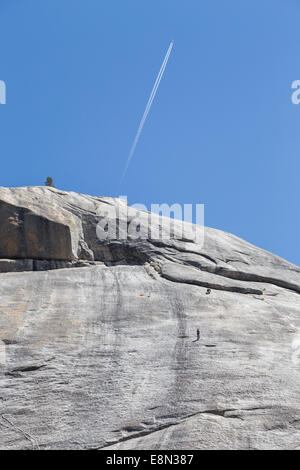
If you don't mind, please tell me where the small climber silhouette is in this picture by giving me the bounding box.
[192,328,200,342]
[206,288,211,295]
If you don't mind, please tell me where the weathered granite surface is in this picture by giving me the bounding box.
[0,186,300,449]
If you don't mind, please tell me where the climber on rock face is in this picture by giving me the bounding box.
[206,288,211,295]
[192,328,200,342]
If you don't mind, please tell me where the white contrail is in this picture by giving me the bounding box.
[120,41,174,185]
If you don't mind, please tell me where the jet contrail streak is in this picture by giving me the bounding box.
[120,41,174,185]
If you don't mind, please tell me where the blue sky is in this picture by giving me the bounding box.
[0,0,299,265]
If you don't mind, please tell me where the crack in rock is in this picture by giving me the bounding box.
[98,406,275,449]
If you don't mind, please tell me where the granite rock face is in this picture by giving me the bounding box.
[0,186,300,449]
